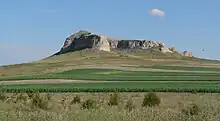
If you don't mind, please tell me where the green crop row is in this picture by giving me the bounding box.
[1,82,220,93]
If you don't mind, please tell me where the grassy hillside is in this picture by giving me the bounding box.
[0,50,220,76]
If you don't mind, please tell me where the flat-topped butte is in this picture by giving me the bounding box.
[55,30,179,55]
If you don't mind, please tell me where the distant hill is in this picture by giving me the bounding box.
[0,30,219,76]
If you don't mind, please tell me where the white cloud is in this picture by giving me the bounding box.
[148,8,165,17]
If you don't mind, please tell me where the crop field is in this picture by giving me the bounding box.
[0,68,220,93]
[1,68,220,81]
[0,81,220,93]
[0,92,220,121]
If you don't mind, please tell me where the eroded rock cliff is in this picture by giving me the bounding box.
[56,30,178,55]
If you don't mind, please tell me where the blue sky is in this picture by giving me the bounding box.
[0,0,220,65]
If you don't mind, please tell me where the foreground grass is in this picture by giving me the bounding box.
[0,92,220,121]
[1,82,220,93]
[1,68,220,81]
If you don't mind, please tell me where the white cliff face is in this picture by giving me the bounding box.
[97,35,110,52]
[161,47,173,53]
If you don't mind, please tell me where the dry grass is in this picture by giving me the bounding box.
[1,50,220,76]
[0,92,220,121]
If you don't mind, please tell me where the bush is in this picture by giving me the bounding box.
[142,92,160,107]
[1,74,6,76]
[26,92,35,98]
[0,87,7,101]
[46,93,52,100]
[71,95,81,104]
[0,93,6,101]
[108,92,119,106]
[182,103,200,116]
[125,98,135,111]
[82,99,96,109]
[15,93,28,103]
[30,93,50,110]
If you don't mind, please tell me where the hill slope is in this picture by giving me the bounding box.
[0,49,220,76]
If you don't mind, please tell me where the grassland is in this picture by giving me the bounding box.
[0,92,220,121]
[1,50,220,76]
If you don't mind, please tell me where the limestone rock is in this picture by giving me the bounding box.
[109,40,118,49]
[183,51,193,57]
[160,47,173,53]
[62,30,91,49]
[95,35,110,51]
[59,31,110,54]
[169,47,176,52]
[56,30,177,55]
[115,40,161,50]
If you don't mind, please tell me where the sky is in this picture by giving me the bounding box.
[0,0,220,65]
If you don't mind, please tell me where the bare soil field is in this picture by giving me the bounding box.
[73,66,220,73]
[0,79,214,85]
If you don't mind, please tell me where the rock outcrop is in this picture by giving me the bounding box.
[183,51,193,57]
[56,30,177,55]
[58,30,110,54]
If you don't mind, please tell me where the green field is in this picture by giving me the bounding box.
[1,82,220,93]
[139,65,220,71]
[1,68,220,81]
[1,68,220,93]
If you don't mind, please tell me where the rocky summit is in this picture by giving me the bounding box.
[54,30,187,56]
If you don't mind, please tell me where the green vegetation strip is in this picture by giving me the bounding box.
[139,65,220,72]
[1,82,220,93]
[1,69,220,81]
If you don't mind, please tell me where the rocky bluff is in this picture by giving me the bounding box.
[55,30,190,55]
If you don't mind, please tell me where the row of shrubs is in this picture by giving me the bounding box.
[1,87,220,93]
[67,92,200,115]
[0,90,200,116]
